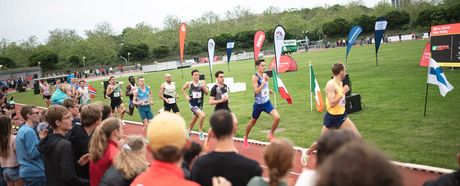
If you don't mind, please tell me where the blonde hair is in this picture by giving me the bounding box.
[264,138,295,186]
[89,117,121,161]
[113,135,148,179]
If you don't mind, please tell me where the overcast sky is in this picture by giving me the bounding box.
[0,0,383,43]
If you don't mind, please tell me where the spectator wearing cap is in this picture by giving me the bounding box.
[130,112,199,186]
[191,110,262,186]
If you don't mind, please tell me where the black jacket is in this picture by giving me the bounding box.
[39,133,89,186]
[99,166,133,186]
[65,125,90,179]
[424,170,460,186]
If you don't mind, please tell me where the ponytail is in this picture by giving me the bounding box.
[264,138,295,186]
[89,118,121,161]
[268,168,281,186]
[0,116,12,157]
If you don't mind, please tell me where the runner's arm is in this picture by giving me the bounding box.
[201,81,209,96]
[181,82,191,101]
[132,91,140,105]
[252,75,266,94]
[158,83,167,102]
[148,86,153,105]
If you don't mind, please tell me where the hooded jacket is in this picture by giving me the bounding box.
[39,133,89,186]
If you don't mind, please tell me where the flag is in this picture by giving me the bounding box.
[346,26,363,64]
[253,31,265,62]
[419,42,430,67]
[273,72,292,104]
[226,41,234,71]
[374,17,387,66]
[427,58,454,97]
[273,25,285,72]
[179,23,186,63]
[310,64,324,112]
[207,38,215,82]
[88,84,96,99]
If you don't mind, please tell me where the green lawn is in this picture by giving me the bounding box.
[12,40,460,169]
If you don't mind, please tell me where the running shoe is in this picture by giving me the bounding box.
[243,137,249,149]
[199,131,205,141]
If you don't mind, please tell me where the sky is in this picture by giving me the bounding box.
[0,0,382,43]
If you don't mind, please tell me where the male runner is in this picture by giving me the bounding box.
[243,59,280,148]
[182,70,208,141]
[159,73,180,114]
[125,76,137,116]
[105,76,124,119]
[133,76,153,127]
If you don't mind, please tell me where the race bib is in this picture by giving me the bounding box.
[114,92,120,97]
[168,98,176,104]
[44,90,49,95]
[142,100,150,105]
[192,91,202,99]
[262,89,269,97]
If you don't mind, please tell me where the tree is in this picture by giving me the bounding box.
[323,18,351,37]
[213,33,234,52]
[47,29,82,61]
[82,23,118,65]
[68,55,82,67]
[385,11,411,29]
[0,56,16,68]
[152,45,171,59]
[185,41,203,55]
[163,15,181,30]
[415,7,449,30]
[353,15,375,33]
[28,50,59,71]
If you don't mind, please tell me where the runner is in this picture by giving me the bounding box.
[125,76,137,116]
[76,80,91,105]
[243,59,280,148]
[181,70,208,140]
[159,73,180,114]
[133,76,153,127]
[205,71,238,149]
[105,76,124,119]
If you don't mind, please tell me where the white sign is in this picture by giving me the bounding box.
[226,42,234,49]
[375,21,388,31]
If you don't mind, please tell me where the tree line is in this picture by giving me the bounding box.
[0,0,459,71]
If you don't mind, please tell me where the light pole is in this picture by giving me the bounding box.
[127,52,131,66]
[82,56,86,69]
[38,61,41,68]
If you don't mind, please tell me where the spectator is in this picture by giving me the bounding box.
[39,105,89,186]
[0,116,23,186]
[99,135,148,186]
[295,130,360,186]
[248,138,294,186]
[131,112,199,186]
[16,105,46,185]
[50,84,71,105]
[191,110,262,186]
[423,152,460,186]
[63,98,81,126]
[316,141,402,186]
[182,141,202,180]
[100,104,112,121]
[66,104,102,179]
[88,118,122,186]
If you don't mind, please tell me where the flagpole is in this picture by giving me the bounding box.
[376,53,378,67]
[423,83,429,117]
[181,61,184,78]
[227,61,230,72]
[309,62,313,112]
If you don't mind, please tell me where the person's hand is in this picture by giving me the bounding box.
[38,129,48,140]
[78,153,90,166]
[221,95,228,102]
[343,85,350,94]
[212,177,232,186]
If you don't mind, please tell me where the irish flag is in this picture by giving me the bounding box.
[273,70,292,104]
[310,64,324,112]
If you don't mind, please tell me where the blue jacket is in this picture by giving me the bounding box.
[15,124,45,178]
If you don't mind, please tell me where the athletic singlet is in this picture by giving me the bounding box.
[163,82,176,97]
[137,86,150,105]
[326,81,346,115]
[109,85,122,100]
[128,84,137,100]
[189,81,203,106]
[254,73,270,104]
[42,85,50,96]
[78,87,91,104]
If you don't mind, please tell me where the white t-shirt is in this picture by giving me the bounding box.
[295,169,316,186]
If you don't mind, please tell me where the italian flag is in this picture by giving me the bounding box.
[273,70,292,104]
[310,64,324,112]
